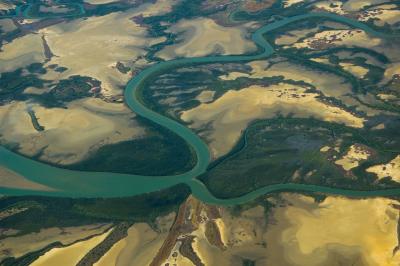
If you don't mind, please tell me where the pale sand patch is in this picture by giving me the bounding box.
[0,19,17,33]
[219,71,250,80]
[22,86,51,95]
[336,50,385,67]
[0,100,144,165]
[293,29,382,50]
[0,33,45,73]
[320,146,330,152]
[275,27,320,46]
[39,0,177,97]
[0,2,15,11]
[247,60,353,98]
[0,206,29,221]
[335,144,371,171]
[173,194,400,265]
[378,93,397,101]
[359,9,400,26]
[372,123,385,130]
[0,224,111,261]
[382,62,400,83]
[38,5,72,14]
[95,223,170,266]
[196,90,215,103]
[265,194,400,266]
[339,62,369,78]
[0,166,53,191]
[226,60,384,117]
[311,57,331,64]
[367,155,400,182]
[156,18,256,60]
[181,84,364,158]
[343,0,390,12]
[31,227,112,266]
[163,241,195,266]
[314,1,346,15]
[283,0,304,7]
[190,203,269,265]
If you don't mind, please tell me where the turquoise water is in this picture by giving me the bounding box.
[1,11,399,204]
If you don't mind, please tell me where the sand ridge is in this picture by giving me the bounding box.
[31,227,113,266]
[335,144,371,171]
[156,17,256,60]
[0,224,111,261]
[181,83,364,158]
[0,100,145,165]
[367,155,400,182]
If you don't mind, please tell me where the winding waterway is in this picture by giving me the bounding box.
[1,8,400,205]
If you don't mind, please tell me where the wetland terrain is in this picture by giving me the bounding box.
[1,0,400,265]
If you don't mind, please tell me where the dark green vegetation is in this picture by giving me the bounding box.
[0,63,47,104]
[76,223,131,266]
[142,62,291,121]
[0,184,190,237]
[66,118,196,176]
[0,64,99,107]
[0,184,189,265]
[264,15,400,113]
[201,118,400,198]
[38,75,101,107]
[27,109,45,131]
[142,63,250,120]
[0,68,196,176]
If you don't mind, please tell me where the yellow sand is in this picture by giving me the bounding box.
[219,59,387,117]
[161,194,400,265]
[265,194,400,266]
[0,224,111,261]
[372,123,385,130]
[311,57,331,64]
[382,63,400,83]
[367,155,400,182]
[0,2,15,11]
[320,146,330,152]
[163,241,195,266]
[293,29,381,50]
[39,0,176,97]
[0,207,28,220]
[343,0,390,12]
[0,19,17,33]
[196,90,215,103]
[359,9,400,26]
[283,0,304,7]
[95,223,170,266]
[248,60,353,98]
[378,93,397,101]
[219,71,250,80]
[276,28,318,45]
[0,33,45,73]
[339,62,369,78]
[0,166,53,191]
[0,100,144,165]
[156,17,256,60]
[182,84,364,157]
[314,1,346,15]
[335,144,371,171]
[31,227,112,266]
[39,5,72,14]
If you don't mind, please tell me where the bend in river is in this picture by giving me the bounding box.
[1,11,400,204]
